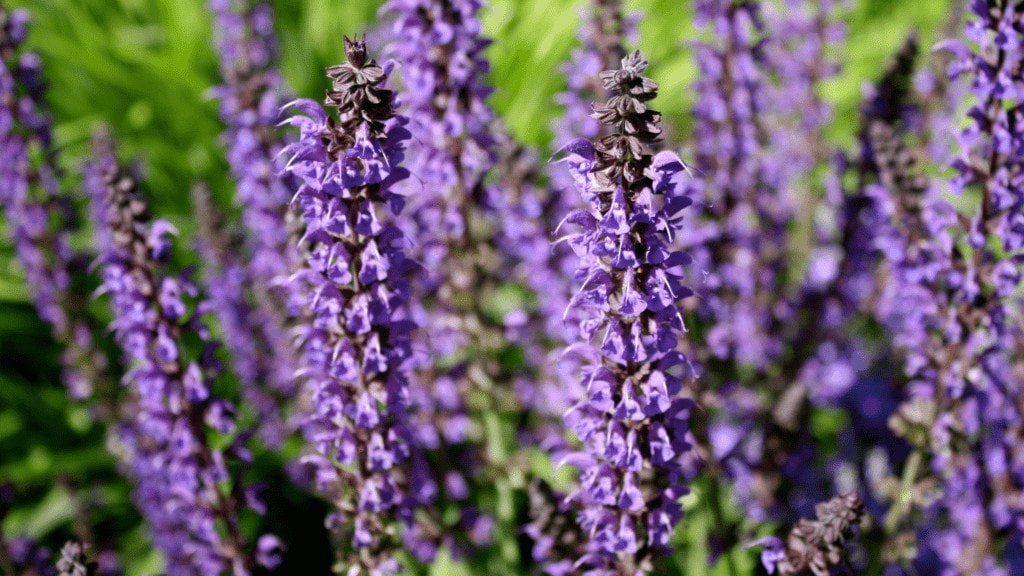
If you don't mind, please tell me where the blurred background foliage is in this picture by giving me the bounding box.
[0,0,953,574]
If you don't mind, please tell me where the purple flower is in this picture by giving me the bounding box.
[90,155,273,575]
[280,38,434,572]
[552,50,700,572]
[879,3,1024,571]
[192,183,290,447]
[0,7,107,401]
[207,0,301,444]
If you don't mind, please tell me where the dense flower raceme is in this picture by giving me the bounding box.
[207,0,301,444]
[90,158,280,575]
[553,51,700,574]
[383,2,496,552]
[763,0,846,185]
[752,492,864,576]
[191,183,292,447]
[0,6,107,400]
[684,0,820,526]
[876,2,1024,571]
[684,0,793,371]
[279,38,435,573]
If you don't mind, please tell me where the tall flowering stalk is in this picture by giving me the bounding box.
[751,492,865,575]
[91,159,279,575]
[385,0,556,558]
[207,0,300,444]
[192,183,291,446]
[685,0,791,369]
[0,5,107,401]
[877,2,1024,571]
[554,51,698,574]
[280,38,434,573]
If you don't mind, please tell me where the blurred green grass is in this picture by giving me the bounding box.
[0,0,955,573]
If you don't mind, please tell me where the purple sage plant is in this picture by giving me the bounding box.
[279,38,436,573]
[91,157,280,575]
[0,5,108,401]
[553,50,700,574]
[207,0,301,446]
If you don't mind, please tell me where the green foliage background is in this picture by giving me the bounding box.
[0,0,954,574]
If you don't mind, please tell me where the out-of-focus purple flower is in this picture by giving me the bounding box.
[684,0,791,370]
[552,50,700,573]
[878,2,1024,571]
[91,158,274,575]
[0,6,107,401]
[280,38,434,572]
[748,493,865,576]
[207,0,301,443]
[383,2,496,549]
[192,183,290,447]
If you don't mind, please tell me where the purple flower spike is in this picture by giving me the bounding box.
[280,38,434,572]
[878,2,1024,571]
[208,0,301,445]
[552,50,700,574]
[91,157,275,575]
[1,6,108,401]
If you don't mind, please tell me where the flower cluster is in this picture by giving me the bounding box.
[753,492,864,576]
[876,1,1024,571]
[0,6,106,400]
[280,38,434,573]
[554,50,699,573]
[91,157,277,575]
[207,0,301,445]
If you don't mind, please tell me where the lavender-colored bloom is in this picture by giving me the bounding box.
[207,0,301,428]
[763,0,846,186]
[553,51,700,573]
[878,3,1024,571]
[192,183,289,446]
[0,6,106,400]
[384,0,495,520]
[684,0,791,370]
[280,38,433,572]
[91,160,273,575]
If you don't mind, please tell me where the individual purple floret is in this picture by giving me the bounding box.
[279,38,434,572]
[207,0,301,426]
[91,159,277,575]
[553,50,700,574]
[0,5,106,401]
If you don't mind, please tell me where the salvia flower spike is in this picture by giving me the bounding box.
[91,158,279,575]
[280,37,434,573]
[553,49,699,574]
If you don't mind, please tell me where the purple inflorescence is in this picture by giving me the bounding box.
[877,2,1024,571]
[384,0,496,496]
[0,6,105,400]
[192,183,291,447]
[207,0,301,443]
[685,0,791,370]
[91,159,278,575]
[763,0,846,186]
[553,50,700,573]
[280,38,434,572]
